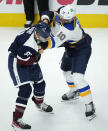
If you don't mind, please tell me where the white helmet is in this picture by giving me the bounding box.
[59,5,76,20]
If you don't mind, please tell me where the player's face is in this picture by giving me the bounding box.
[60,17,74,24]
[60,17,69,23]
[34,32,39,39]
[34,32,48,42]
[39,36,48,42]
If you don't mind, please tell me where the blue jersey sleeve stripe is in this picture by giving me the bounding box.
[51,37,55,48]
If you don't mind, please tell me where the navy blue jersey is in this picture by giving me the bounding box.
[8,26,40,66]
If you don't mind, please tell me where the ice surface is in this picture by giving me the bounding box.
[0,27,108,131]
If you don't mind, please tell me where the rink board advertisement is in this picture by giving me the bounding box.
[0,0,108,27]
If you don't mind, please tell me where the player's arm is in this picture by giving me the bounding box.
[40,11,54,24]
[17,46,41,66]
[39,30,68,50]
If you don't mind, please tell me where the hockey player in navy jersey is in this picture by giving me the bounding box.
[8,22,53,130]
[40,5,96,120]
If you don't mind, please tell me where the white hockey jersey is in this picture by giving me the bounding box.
[46,17,85,49]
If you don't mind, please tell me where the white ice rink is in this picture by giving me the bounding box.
[0,27,108,131]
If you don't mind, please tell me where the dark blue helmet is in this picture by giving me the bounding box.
[34,22,51,38]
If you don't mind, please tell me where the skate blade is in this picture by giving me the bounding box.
[61,97,79,102]
[87,114,96,121]
[12,124,31,131]
[35,105,54,114]
[38,109,55,114]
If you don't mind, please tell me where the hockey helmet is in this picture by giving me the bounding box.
[34,22,51,38]
[59,5,76,20]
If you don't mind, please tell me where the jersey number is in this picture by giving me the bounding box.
[57,31,66,40]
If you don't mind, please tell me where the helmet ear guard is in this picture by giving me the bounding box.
[34,22,51,38]
[59,5,76,20]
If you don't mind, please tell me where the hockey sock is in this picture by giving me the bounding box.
[63,71,77,92]
[15,105,26,118]
[33,96,44,104]
[67,82,77,92]
[78,85,93,104]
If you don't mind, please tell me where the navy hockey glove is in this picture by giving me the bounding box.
[34,52,41,62]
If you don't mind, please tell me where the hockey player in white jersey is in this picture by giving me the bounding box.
[40,5,96,120]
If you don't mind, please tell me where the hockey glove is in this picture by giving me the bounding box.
[34,52,41,62]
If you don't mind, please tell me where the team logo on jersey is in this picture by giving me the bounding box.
[24,51,32,57]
